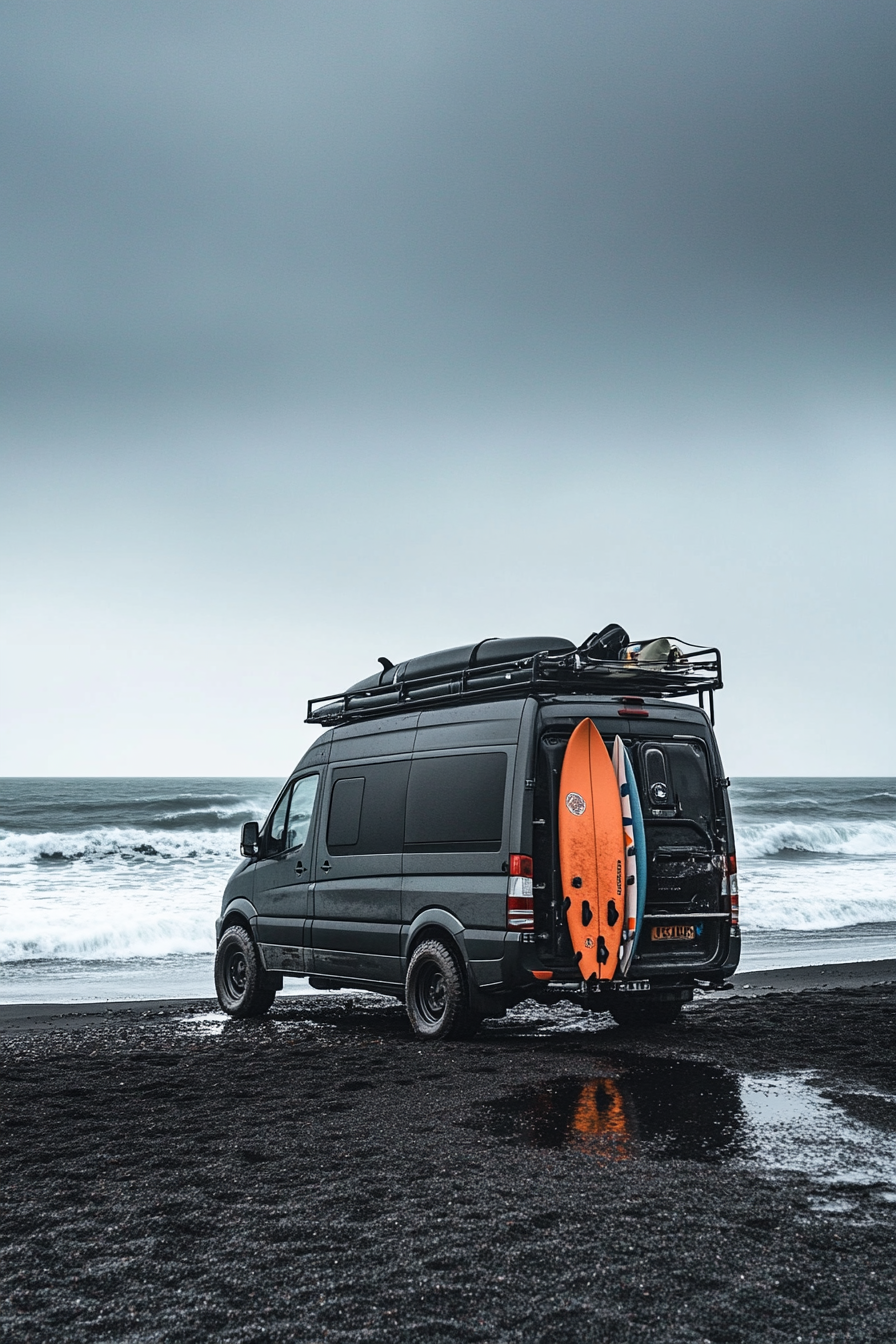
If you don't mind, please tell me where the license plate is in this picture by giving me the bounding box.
[651,924,696,941]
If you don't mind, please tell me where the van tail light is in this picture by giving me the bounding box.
[507,854,534,930]
[726,853,739,926]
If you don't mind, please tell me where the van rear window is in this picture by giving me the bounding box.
[639,740,714,835]
[665,742,714,833]
[404,752,507,853]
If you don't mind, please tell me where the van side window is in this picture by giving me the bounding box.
[327,777,365,847]
[267,787,291,854]
[326,761,410,855]
[286,775,319,850]
[405,752,507,853]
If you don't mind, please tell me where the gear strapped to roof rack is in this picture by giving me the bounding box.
[305,625,723,728]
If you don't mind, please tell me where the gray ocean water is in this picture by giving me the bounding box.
[0,777,894,1002]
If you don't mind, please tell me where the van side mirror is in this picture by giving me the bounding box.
[240,821,260,857]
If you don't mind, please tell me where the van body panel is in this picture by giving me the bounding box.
[310,900,402,983]
[413,699,525,752]
[260,943,308,974]
[216,894,257,942]
[292,734,332,774]
[220,862,255,914]
[330,720,418,760]
[401,874,507,935]
[466,928,512,989]
[310,756,408,984]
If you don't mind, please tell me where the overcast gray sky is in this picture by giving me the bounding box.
[1,1,894,776]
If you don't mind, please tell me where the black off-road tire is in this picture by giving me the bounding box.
[608,995,683,1027]
[215,924,278,1018]
[405,939,484,1041]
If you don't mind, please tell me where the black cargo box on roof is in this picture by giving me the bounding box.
[344,636,576,695]
[307,628,723,728]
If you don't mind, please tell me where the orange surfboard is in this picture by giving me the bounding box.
[558,719,625,981]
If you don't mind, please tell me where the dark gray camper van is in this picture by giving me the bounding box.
[215,629,740,1038]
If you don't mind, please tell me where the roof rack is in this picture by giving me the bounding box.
[306,632,723,728]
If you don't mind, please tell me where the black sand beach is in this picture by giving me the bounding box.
[2,964,895,1343]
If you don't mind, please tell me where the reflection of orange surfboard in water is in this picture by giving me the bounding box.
[558,719,625,981]
[570,1078,631,1158]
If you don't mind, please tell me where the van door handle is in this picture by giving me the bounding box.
[294,860,305,875]
[319,860,331,873]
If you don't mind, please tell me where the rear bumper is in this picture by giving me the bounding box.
[513,924,741,996]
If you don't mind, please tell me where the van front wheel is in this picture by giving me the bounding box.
[405,939,482,1041]
[215,925,277,1018]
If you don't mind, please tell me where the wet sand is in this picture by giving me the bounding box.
[1,967,895,1342]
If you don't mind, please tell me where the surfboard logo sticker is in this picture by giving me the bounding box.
[565,792,586,816]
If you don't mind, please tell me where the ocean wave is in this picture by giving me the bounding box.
[738,865,896,932]
[0,911,214,962]
[738,819,896,859]
[0,785,277,835]
[0,827,240,867]
[153,807,261,830]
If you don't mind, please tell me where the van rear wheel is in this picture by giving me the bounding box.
[608,996,683,1027]
[405,939,483,1041]
[215,925,277,1018]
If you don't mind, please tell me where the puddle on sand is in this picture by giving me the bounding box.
[176,1011,228,1036]
[485,1060,742,1161]
[174,1010,336,1038]
[480,1059,896,1196]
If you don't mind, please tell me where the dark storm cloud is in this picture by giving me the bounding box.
[1,0,894,416]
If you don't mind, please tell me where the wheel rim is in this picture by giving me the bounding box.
[226,949,248,997]
[414,961,448,1026]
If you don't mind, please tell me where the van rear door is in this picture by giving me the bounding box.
[633,737,728,971]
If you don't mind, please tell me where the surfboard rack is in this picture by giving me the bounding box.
[306,632,723,727]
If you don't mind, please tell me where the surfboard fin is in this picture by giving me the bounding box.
[606,901,620,927]
[581,901,593,927]
[596,937,609,964]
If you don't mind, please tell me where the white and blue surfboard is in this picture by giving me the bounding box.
[613,736,648,977]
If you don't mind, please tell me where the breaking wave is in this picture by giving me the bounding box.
[0,908,215,962]
[0,827,237,867]
[738,820,896,860]
[739,865,896,932]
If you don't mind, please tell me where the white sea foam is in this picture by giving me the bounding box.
[0,827,237,866]
[0,826,237,963]
[739,856,896,931]
[0,908,215,962]
[738,820,896,860]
